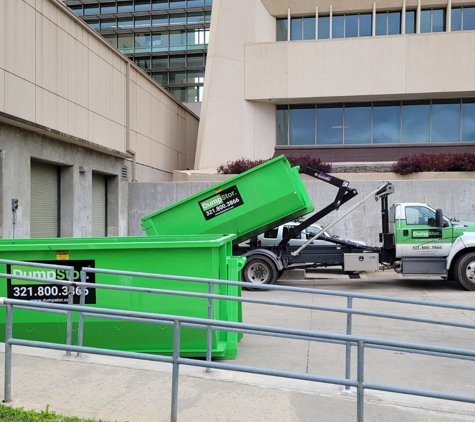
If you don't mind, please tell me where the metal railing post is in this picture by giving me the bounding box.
[206,280,213,373]
[345,296,353,389]
[357,340,365,422]
[77,269,88,357]
[171,320,181,422]
[3,304,13,403]
[66,268,74,356]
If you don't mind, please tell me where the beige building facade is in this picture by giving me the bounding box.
[195,0,475,169]
[0,0,199,238]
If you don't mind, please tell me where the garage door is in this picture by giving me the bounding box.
[31,161,59,238]
[92,173,107,237]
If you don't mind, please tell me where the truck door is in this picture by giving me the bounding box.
[394,204,453,258]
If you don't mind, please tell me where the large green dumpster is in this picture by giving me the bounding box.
[141,155,314,244]
[0,234,244,359]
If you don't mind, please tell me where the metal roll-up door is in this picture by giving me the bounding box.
[31,161,59,238]
[92,173,107,237]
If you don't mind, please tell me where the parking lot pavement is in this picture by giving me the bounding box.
[1,269,475,422]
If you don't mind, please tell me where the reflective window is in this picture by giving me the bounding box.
[303,17,316,40]
[84,4,99,15]
[71,6,83,16]
[187,70,204,83]
[170,0,186,9]
[170,55,186,67]
[152,72,168,84]
[188,0,205,7]
[135,1,151,11]
[118,34,134,53]
[135,16,151,28]
[462,100,475,142]
[187,86,204,103]
[317,105,343,144]
[187,29,205,48]
[170,13,186,25]
[360,14,372,36]
[153,15,168,27]
[376,12,401,35]
[169,71,186,84]
[332,15,344,38]
[291,18,303,40]
[421,9,446,33]
[152,56,168,68]
[376,12,387,36]
[135,34,151,52]
[103,34,117,48]
[188,54,205,66]
[345,104,372,144]
[188,12,205,24]
[170,87,186,102]
[463,7,475,30]
[276,106,289,145]
[100,3,116,14]
[152,32,169,51]
[205,11,212,23]
[402,101,430,143]
[88,20,100,30]
[135,57,151,69]
[170,30,186,50]
[117,1,133,13]
[345,14,358,38]
[290,106,315,145]
[406,10,416,34]
[373,102,400,143]
[421,10,432,33]
[117,17,133,29]
[101,19,116,30]
[276,19,288,41]
[152,0,168,10]
[452,8,462,31]
[432,100,460,142]
[318,16,330,39]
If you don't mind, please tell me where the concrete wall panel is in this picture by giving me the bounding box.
[36,88,68,134]
[0,0,4,70]
[5,73,36,122]
[67,101,89,140]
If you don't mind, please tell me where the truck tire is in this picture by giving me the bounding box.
[242,255,278,288]
[454,252,475,291]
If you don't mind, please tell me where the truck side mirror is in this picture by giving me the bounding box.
[435,209,446,227]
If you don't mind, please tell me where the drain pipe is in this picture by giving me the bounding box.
[126,62,137,182]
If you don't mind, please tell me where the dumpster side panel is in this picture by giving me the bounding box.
[0,235,242,358]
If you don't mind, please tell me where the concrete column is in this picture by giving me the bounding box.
[402,0,406,34]
[447,0,452,32]
[416,0,421,33]
[372,3,376,36]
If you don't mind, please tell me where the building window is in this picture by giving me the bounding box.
[276,100,475,146]
[153,0,169,10]
[421,9,446,33]
[318,16,330,39]
[276,19,288,41]
[101,19,116,30]
[117,1,134,13]
[152,72,168,84]
[118,33,134,53]
[169,87,186,101]
[291,17,315,40]
[452,7,475,31]
[135,16,151,28]
[152,56,168,68]
[84,4,99,15]
[170,55,186,67]
[135,57,151,69]
[376,11,401,36]
[406,10,416,34]
[135,0,151,12]
[100,3,116,14]
[71,6,83,16]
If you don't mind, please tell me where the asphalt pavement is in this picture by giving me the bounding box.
[1,269,475,422]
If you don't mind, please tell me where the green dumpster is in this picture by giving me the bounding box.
[0,234,244,359]
[141,155,314,244]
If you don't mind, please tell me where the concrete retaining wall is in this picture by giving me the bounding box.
[128,175,475,245]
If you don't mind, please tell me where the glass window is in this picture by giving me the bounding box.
[318,16,330,39]
[152,56,168,68]
[291,18,303,40]
[359,14,372,36]
[205,0,212,5]
[170,30,186,50]
[188,0,205,7]
[345,15,358,38]
[402,101,430,143]
[188,12,204,24]
[117,17,133,29]
[101,19,116,30]
[317,105,343,145]
[432,100,461,142]
[276,106,289,146]
[463,7,475,30]
[205,11,211,23]
[135,57,151,69]
[277,19,288,41]
[117,1,133,13]
[88,20,100,30]
[71,6,83,16]
[170,0,186,9]
[420,10,431,33]
[100,3,116,14]
[152,72,168,84]
[170,71,186,84]
[153,15,168,27]
[290,106,315,145]
[432,9,446,32]
[169,55,186,67]
[462,100,475,142]
[135,16,151,28]
[103,34,117,48]
[344,104,372,144]
[152,0,168,10]
[118,34,134,53]
[135,34,151,52]
[187,86,204,103]
[170,13,186,25]
[376,12,387,36]
[332,15,344,38]
[135,1,151,11]
[188,54,204,66]
[187,70,204,83]
[187,29,205,48]
[170,87,186,102]
[152,32,169,51]
[406,10,416,34]
[373,102,400,143]
[303,17,316,40]
[84,4,99,15]
[452,8,462,31]
[388,12,401,34]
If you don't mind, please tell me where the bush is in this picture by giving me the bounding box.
[217,155,332,174]
[392,153,475,175]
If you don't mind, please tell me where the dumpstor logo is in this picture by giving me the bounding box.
[412,229,442,239]
[200,194,223,211]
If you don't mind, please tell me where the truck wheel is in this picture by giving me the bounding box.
[454,252,475,291]
[242,255,278,288]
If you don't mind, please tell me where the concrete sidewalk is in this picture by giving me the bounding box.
[1,269,475,422]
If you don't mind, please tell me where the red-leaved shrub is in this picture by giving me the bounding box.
[392,153,475,175]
